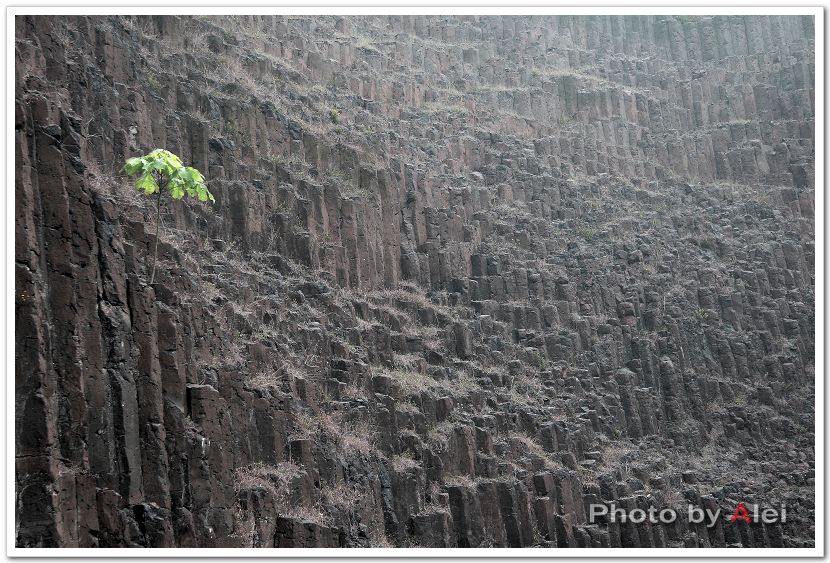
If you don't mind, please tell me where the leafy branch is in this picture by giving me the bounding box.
[124,149,215,284]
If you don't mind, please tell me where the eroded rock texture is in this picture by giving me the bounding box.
[15,15,814,548]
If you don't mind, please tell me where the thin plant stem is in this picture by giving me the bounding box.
[149,175,167,285]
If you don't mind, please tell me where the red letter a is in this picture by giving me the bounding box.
[730,503,752,524]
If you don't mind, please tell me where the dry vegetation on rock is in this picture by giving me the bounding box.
[15,14,815,548]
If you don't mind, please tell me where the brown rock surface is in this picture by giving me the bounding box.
[15,15,814,548]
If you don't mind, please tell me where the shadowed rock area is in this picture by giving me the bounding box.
[15,15,814,548]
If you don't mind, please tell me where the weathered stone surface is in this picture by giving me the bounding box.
[14,14,814,549]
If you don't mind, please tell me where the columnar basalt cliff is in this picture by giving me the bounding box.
[15,15,815,548]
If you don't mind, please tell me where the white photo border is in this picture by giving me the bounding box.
[5,2,824,559]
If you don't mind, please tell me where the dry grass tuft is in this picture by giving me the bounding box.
[290,410,377,456]
[246,364,284,391]
[390,452,420,473]
[233,461,304,499]
[426,421,455,453]
[443,474,477,488]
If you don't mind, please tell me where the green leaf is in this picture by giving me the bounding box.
[124,157,143,175]
[156,149,182,167]
[135,173,158,195]
[125,149,210,204]
[183,167,204,183]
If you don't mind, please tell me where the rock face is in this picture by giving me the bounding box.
[15,15,814,548]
